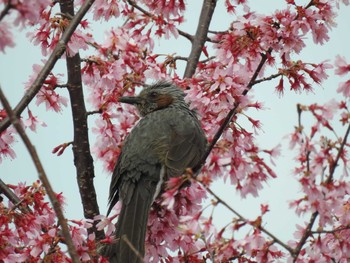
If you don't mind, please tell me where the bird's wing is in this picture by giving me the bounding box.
[165,113,206,177]
[107,152,123,215]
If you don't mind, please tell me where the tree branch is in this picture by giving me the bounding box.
[0,87,80,263]
[327,121,350,183]
[86,109,102,116]
[0,0,12,22]
[252,72,282,86]
[126,0,193,41]
[292,211,318,261]
[59,0,105,242]
[192,0,318,174]
[311,226,350,234]
[0,0,95,133]
[0,178,31,213]
[193,48,273,173]
[292,119,350,261]
[183,0,217,78]
[196,178,294,254]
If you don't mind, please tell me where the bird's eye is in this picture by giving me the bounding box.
[149,91,158,99]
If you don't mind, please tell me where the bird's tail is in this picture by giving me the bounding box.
[101,185,154,263]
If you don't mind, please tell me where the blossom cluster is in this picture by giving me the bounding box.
[1,0,350,262]
[288,96,350,259]
[0,181,108,262]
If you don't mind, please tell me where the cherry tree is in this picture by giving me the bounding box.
[1,0,350,262]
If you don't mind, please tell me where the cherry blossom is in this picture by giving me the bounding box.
[24,109,47,132]
[1,0,350,262]
[0,22,15,53]
[335,55,350,76]
[0,109,16,162]
[0,181,108,262]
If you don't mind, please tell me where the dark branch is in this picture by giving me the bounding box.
[0,0,95,133]
[193,1,317,173]
[208,29,228,34]
[0,87,80,263]
[55,84,69,88]
[327,122,350,183]
[0,0,12,22]
[183,0,217,78]
[292,211,318,261]
[199,55,216,64]
[0,178,20,205]
[0,178,30,213]
[59,0,105,241]
[292,112,350,261]
[252,72,282,86]
[86,109,102,116]
[195,177,294,254]
[193,48,273,173]
[311,226,350,235]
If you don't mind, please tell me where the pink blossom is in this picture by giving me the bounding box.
[67,29,93,56]
[86,0,121,21]
[0,128,17,162]
[95,215,115,236]
[4,253,28,263]
[0,22,15,53]
[24,109,47,132]
[337,80,350,97]
[335,55,350,76]
[141,0,186,20]
[11,0,51,27]
[35,88,68,112]
[24,64,68,112]
[1,0,350,262]
[312,22,330,45]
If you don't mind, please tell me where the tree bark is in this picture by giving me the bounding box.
[183,0,217,79]
[59,0,105,241]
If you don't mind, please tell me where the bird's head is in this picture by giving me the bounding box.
[119,81,187,116]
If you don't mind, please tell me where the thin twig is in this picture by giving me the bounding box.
[0,0,95,133]
[311,226,350,234]
[292,122,350,261]
[0,178,30,213]
[292,211,318,261]
[193,0,318,173]
[0,0,12,22]
[0,87,80,263]
[171,56,188,62]
[208,29,228,34]
[199,56,216,64]
[55,84,68,88]
[193,48,273,173]
[86,109,102,116]
[252,73,282,86]
[196,179,294,254]
[0,178,20,205]
[327,122,350,183]
[126,0,193,42]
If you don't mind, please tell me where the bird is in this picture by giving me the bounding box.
[102,81,207,263]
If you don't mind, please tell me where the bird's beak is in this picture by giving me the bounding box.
[118,96,142,105]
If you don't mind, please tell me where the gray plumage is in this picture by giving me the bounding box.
[102,81,207,263]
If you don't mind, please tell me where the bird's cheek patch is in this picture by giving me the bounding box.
[156,95,174,109]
